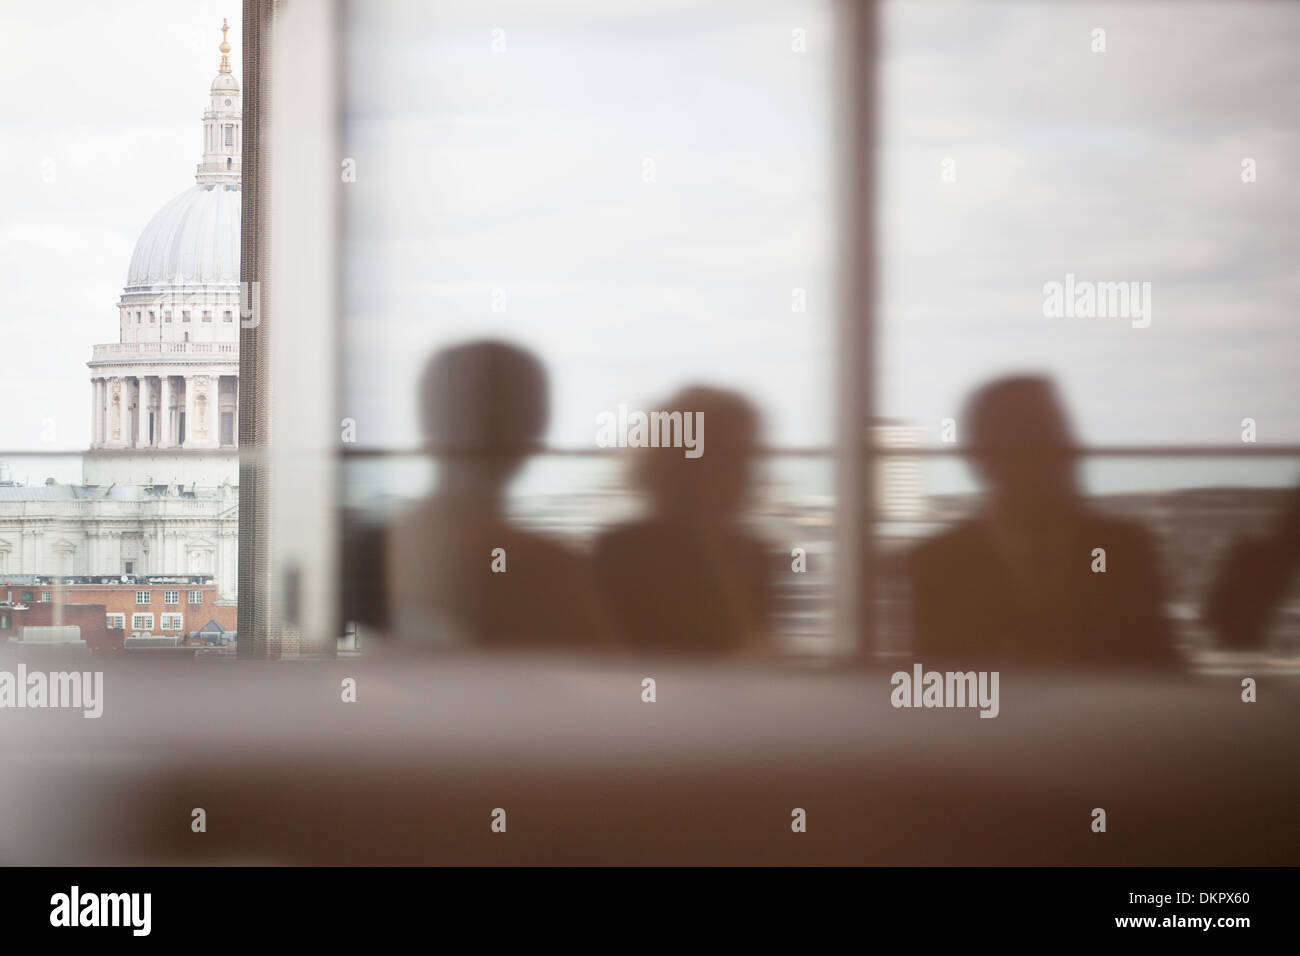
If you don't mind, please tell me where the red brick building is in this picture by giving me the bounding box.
[0,574,236,641]
[0,598,122,652]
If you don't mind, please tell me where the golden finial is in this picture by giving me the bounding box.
[218,18,232,73]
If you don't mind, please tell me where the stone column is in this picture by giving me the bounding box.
[159,375,173,448]
[137,375,151,448]
[102,378,111,447]
[97,378,107,446]
[128,377,138,446]
[182,375,194,448]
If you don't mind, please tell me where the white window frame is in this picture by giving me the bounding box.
[136,590,150,604]
[131,613,154,631]
[189,589,204,604]
[164,590,179,605]
[261,0,340,657]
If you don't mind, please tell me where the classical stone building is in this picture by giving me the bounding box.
[86,20,241,488]
[0,24,241,602]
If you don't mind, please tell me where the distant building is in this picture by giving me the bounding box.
[0,484,238,599]
[0,25,241,600]
[0,599,117,652]
[85,21,242,486]
[873,422,925,521]
[0,574,235,643]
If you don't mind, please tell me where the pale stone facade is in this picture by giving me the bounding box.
[0,483,238,596]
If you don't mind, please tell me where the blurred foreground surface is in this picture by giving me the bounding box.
[1,649,1296,866]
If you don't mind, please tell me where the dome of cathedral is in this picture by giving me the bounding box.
[124,183,240,291]
[121,17,241,295]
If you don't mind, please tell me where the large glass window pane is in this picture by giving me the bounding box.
[341,0,841,653]
[876,1,1300,665]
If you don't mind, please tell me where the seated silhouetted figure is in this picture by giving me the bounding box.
[1203,484,1300,649]
[594,387,771,654]
[384,341,607,648]
[907,376,1177,667]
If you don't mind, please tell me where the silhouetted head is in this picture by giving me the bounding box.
[964,375,1079,521]
[418,340,548,492]
[634,386,759,520]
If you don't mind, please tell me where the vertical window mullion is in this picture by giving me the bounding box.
[834,0,879,657]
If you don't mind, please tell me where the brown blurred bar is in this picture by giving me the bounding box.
[1,651,1295,865]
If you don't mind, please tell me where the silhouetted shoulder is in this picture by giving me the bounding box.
[593,521,657,561]
[385,498,607,648]
[906,511,1177,666]
[1072,510,1177,666]
[473,527,609,648]
[1077,511,1157,553]
[905,519,1007,659]
[596,519,763,564]
[907,519,991,573]
[595,519,768,580]
[594,519,770,653]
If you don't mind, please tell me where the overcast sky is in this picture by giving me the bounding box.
[2,1,1297,463]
